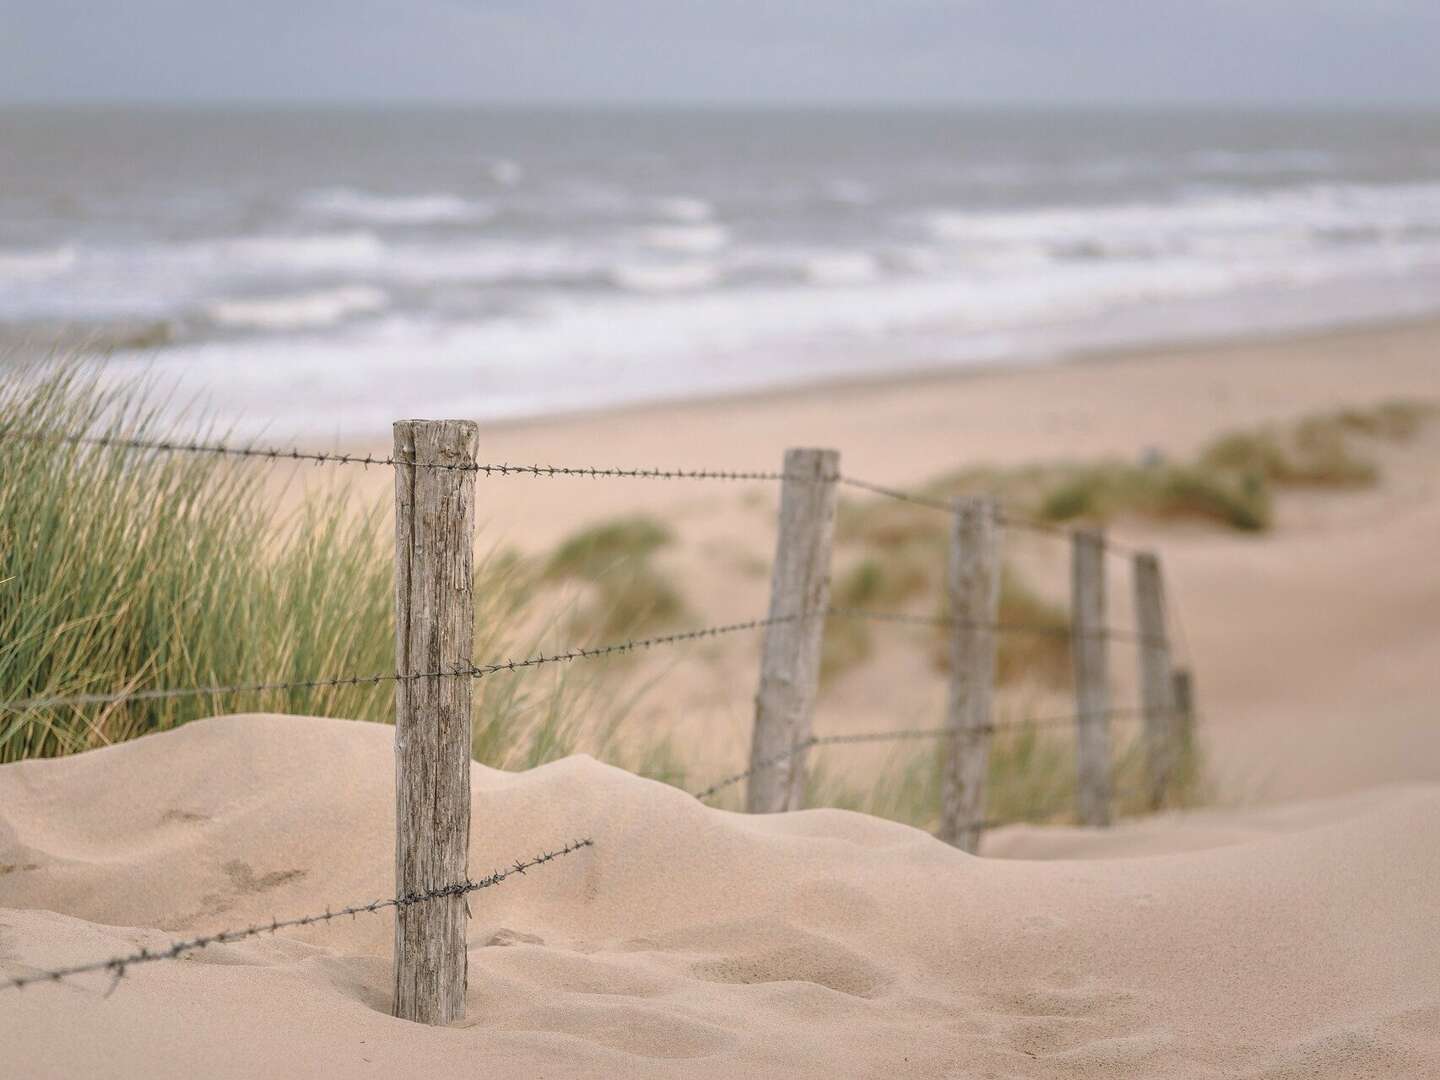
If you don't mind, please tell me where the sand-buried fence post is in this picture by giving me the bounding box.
[939,496,1001,853]
[392,419,478,1026]
[1133,552,1176,809]
[746,447,839,814]
[1071,527,1112,827]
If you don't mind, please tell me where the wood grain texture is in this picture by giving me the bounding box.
[939,497,1001,852]
[1133,552,1176,809]
[746,448,839,814]
[392,419,477,1025]
[1071,528,1113,827]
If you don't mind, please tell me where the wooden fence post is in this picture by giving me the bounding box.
[1133,552,1176,809]
[746,447,839,814]
[1172,666,1195,758]
[392,419,478,1026]
[1071,528,1112,827]
[939,496,1001,853]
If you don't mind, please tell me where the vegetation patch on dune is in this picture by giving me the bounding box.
[799,713,1210,830]
[827,495,1070,688]
[911,398,1436,533]
[0,363,651,775]
[541,514,688,641]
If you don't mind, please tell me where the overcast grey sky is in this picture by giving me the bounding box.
[3,1,1438,107]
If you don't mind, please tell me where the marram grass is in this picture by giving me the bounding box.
[0,361,634,771]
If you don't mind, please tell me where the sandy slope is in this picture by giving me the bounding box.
[3,714,1438,1079]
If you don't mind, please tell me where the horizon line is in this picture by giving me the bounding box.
[4,97,1440,113]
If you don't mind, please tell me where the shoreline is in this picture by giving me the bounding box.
[460,309,1440,442]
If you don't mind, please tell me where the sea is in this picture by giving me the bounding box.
[2,106,1439,437]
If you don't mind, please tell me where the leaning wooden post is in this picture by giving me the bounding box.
[1071,528,1112,827]
[392,419,478,1025]
[746,448,839,814]
[939,496,1001,853]
[1133,552,1176,810]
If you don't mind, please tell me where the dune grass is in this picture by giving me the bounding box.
[827,495,1071,687]
[541,515,688,641]
[0,362,641,772]
[911,399,1436,534]
[802,713,1210,830]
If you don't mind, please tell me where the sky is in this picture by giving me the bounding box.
[2,0,1439,107]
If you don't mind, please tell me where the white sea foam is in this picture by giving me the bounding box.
[642,224,732,254]
[299,188,494,225]
[205,286,389,330]
[216,232,388,272]
[654,196,713,222]
[610,261,723,292]
[922,182,1440,262]
[0,245,77,282]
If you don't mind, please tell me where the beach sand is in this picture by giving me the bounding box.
[2,715,1438,1077]
[4,317,1440,1076]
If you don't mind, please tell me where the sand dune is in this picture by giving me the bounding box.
[3,714,1437,1078]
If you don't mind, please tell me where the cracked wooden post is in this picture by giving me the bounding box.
[746,447,839,814]
[1071,527,1112,827]
[1133,551,1176,810]
[392,419,478,1025]
[939,496,1001,853]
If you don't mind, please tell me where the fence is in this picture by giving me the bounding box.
[0,420,1197,1024]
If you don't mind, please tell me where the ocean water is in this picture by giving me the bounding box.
[3,106,1439,436]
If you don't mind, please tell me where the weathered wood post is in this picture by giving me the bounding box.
[1071,527,1112,827]
[746,447,839,814]
[939,496,1001,853]
[392,419,478,1025]
[1172,666,1195,761]
[1133,552,1176,809]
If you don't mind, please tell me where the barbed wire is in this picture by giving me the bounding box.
[834,473,1146,559]
[0,606,1169,716]
[835,474,953,513]
[5,427,1168,566]
[0,428,798,480]
[827,606,1161,644]
[690,708,1147,801]
[0,838,593,993]
[0,613,813,714]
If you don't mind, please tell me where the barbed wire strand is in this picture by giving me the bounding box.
[827,606,1161,645]
[690,708,1148,801]
[0,428,797,481]
[0,613,813,714]
[6,429,1176,569]
[0,839,593,993]
[0,607,1157,715]
[834,473,1146,558]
